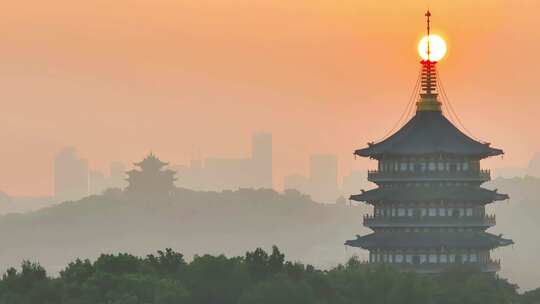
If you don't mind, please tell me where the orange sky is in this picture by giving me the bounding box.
[0,0,539,196]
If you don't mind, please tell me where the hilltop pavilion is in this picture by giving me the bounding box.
[126,153,176,195]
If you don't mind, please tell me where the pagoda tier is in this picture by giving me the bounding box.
[346,231,512,273]
[351,186,508,205]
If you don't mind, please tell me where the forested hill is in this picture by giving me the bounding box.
[0,188,368,277]
[1,176,540,291]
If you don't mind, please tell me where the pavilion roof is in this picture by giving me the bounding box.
[134,153,169,168]
[355,111,503,159]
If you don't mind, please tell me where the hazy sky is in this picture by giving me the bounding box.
[1,0,539,196]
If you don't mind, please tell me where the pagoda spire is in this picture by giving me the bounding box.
[417,10,442,112]
[426,10,431,61]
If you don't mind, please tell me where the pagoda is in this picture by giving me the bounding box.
[126,153,176,195]
[345,11,513,273]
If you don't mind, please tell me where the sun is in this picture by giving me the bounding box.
[418,34,447,62]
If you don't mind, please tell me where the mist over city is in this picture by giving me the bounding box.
[1,1,540,303]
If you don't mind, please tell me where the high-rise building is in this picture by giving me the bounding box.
[109,162,127,189]
[203,157,252,190]
[283,174,308,193]
[173,133,273,191]
[89,170,107,195]
[346,11,513,273]
[251,133,273,189]
[308,154,338,203]
[54,147,89,202]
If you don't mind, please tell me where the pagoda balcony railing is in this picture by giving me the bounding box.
[367,169,491,182]
[366,259,501,273]
[363,214,496,228]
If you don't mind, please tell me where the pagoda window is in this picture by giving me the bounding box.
[428,254,437,264]
[449,254,456,263]
[438,162,445,171]
[394,163,399,171]
[398,208,406,216]
[404,254,411,264]
[407,208,414,217]
[395,254,404,263]
[400,163,408,171]
[461,253,469,263]
[428,162,436,171]
[428,208,437,217]
[466,208,473,216]
[469,253,478,263]
[439,208,447,216]
[420,208,427,217]
[462,162,470,171]
[459,208,465,217]
[440,254,448,264]
[419,255,427,264]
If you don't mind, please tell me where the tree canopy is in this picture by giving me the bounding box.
[0,246,530,304]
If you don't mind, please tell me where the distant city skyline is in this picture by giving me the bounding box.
[48,133,373,203]
[3,136,539,199]
[171,133,273,192]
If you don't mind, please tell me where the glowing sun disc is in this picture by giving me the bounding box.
[418,34,447,61]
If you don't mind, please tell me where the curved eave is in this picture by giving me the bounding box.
[355,147,504,160]
[345,232,513,250]
[350,187,509,204]
[353,111,504,160]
